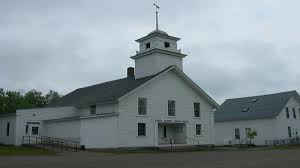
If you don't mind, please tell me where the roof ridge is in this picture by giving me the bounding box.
[77,74,160,91]
[226,90,297,101]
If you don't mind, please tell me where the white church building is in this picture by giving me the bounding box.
[0,26,218,148]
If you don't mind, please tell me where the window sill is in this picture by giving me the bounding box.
[193,117,201,119]
[136,115,148,117]
[137,135,147,138]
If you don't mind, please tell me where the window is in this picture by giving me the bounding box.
[32,127,39,136]
[163,126,167,138]
[138,98,147,115]
[286,107,290,119]
[138,123,146,136]
[90,105,96,115]
[146,42,151,49]
[168,100,176,116]
[194,102,200,117]
[293,108,296,119]
[245,128,251,138]
[6,122,10,137]
[242,107,250,112]
[196,124,202,135]
[288,126,292,138]
[164,42,170,48]
[235,128,240,140]
[25,125,29,134]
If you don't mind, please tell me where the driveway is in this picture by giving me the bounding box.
[0,149,299,168]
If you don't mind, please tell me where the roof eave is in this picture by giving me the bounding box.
[215,115,277,123]
[130,48,187,60]
[135,33,180,43]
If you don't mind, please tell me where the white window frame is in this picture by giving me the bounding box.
[138,123,146,136]
[138,97,147,115]
[194,102,200,118]
[196,124,202,135]
[168,100,176,116]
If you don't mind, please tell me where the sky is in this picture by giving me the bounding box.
[0,0,299,104]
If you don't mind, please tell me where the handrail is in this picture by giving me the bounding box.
[265,137,300,146]
[22,136,81,152]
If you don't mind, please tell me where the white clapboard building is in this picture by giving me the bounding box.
[0,27,218,149]
[215,91,300,146]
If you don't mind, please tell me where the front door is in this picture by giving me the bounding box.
[25,122,40,136]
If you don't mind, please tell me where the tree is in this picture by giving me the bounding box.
[24,89,47,108]
[45,90,61,104]
[0,88,61,114]
[0,89,5,113]
[247,130,258,146]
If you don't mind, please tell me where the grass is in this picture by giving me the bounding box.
[0,145,56,156]
[90,145,300,155]
[264,144,300,151]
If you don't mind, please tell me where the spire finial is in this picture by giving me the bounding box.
[153,1,160,31]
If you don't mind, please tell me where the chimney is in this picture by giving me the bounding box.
[127,67,135,79]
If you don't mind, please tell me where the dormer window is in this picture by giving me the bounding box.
[164,42,170,48]
[146,42,151,49]
[242,107,250,112]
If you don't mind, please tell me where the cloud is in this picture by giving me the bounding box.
[0,0,299,104]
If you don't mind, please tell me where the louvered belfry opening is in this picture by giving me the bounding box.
[127,67,135,79]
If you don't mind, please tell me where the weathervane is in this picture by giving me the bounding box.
[153,0,160,31]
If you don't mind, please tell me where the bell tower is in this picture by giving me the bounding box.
[131,2,187,79]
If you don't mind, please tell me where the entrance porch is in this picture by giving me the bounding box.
[158,123,187,145]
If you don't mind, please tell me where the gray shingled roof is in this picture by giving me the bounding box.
[215,91,300,122]
[49,66,173,108]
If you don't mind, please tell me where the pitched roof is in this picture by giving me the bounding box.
[48,66,172,108]
[215,91,300,122]
[49,65,219,109]
[135,29,180,42]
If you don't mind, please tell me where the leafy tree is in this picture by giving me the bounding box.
[24,89,47,108]
[247,130,258,145]
[45,90,61,104]
[0,88,61,114]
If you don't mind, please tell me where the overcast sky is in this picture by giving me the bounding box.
[1,0,299,103]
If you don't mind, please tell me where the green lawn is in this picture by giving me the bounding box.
[0,145,56,156]
[91,145,300,155]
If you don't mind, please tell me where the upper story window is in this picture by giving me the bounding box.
[292,108,296,119]
[164,42,170,48]
[138,123,146,136]
[194,102,200,117]
[196,124,202,135]
[286,107,290,119]
[146,42,151,49]
[90,105,96,115]
[6,122,10,137]
[168,100,176,116]
[138,97,147,115]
